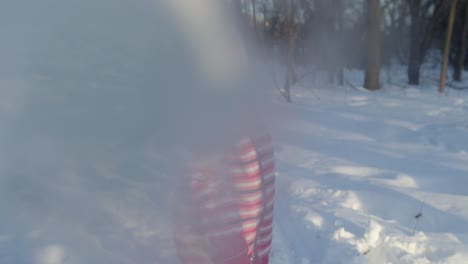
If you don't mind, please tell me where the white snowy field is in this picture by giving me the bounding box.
[2,1,468,263]
[3,63,468,264]
[270,68,468,264]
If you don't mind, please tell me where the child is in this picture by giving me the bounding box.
[173,131,275,264]
[163,1,275,261]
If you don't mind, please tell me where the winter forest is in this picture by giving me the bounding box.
[237,0,468,97]
[2,0,468,263]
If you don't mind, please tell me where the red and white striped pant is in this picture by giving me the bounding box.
[174,133,275,264]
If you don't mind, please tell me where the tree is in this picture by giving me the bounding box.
[440,0,459,93]
[454,0,468,81]
[364,0,382,90]
[407,0,447,85]
[283,0,298,102]
[337,0,345,85]
[251,0,258,38]
[380,0,410,64]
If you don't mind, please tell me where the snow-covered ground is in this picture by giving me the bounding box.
[2,1,468,263]
[271,69,468,264]
[4,64,467,264]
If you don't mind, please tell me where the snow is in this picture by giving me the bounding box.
[3,64,468,264]
[270,68,468,264]
[2,1,468,262]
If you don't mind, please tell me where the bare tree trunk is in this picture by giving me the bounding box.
[327,1,338,85]
[454,0,468,81]
[288,17,297,84]
[337,0,345,86]
[408,54,422,85]
[440,0,459,93]
[339,67,344,85]
[283,0,297,103]
[364,0,382,90]
[283,34,295,103]
[408,0,422,85]
[262,1,267,38]
[251,0,258,38]
[407,0,447,85]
